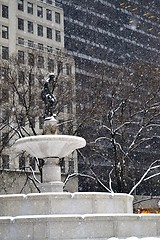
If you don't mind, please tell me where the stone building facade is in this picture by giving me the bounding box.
[0,0,77,193]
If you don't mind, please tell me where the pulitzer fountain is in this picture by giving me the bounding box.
[16,73,86,193]
[0,73,159,239]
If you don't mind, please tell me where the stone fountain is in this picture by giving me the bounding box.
[15,123,86,193]
[0,73,159,239]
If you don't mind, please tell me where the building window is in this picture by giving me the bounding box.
[19,94,24,105]
[68,161,74,173]
[28,21,34,33]
[29,157,36,170]
[1,88,9,103]
[18,18,24,31]
[0,67,8,80]
[48,58,54,72]
[2,46,9,60]
[18,71,25,84]
[37,75,43,84]
[1,110,9,124]
[46,9,52,21]
[55,12,60,24]
[37,6,43,17]
[2,132,9,147]
[57,61,63,73]
[18,114,25,127]
[58,120,63,133]
[37,25,43,37]
[66,63,72,75]
[55,0,62,7]
[29,73,34,85]
[47,27,52,39]
[29,117,35,128]
[18,37,24,45]
[39,116,44,129]
[2,5,8,18]
[28,53,34,66]
[27,2,33,14]
[2,155,9,169]
[19,156,25,170]
[47,46,52,53]
[55,30,61,42]
[28,40,34,48]
[67,103,72,115]
[18,50,24,63]
[46,0,52,4]
[61,158,65,173]
[2,26,8,39]
[29,95,35,105]
[28,41,33,48]
[37,56,44,68]
[38,43,44,51]
[38,99,43,109]
[18,0,24,11]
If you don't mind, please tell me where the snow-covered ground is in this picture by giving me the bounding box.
[109,238,160,240]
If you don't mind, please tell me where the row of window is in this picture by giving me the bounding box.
[0,154,36,171]
[60,158,74,174]
[18,37,58,53]
[1,81,72,117]
[0,46,71,75]
[1,3,61,24]
[19,54,54,71]
[17,50,72,75]
[0,154,74,173]
[0,112,44,130]
[0,61,70,80]
[1,63,71,99]
[18,0,53,10]
[18,18,61,42]
[18,0,61,24]
[1,106,73,132]
[19,156,36,171]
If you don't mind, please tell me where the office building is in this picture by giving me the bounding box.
[60,0,160,194]
[0,0,77,193]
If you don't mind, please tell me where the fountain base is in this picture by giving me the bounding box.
[0,192,159,239]
[41,157,64,192]
[39,182,64,192]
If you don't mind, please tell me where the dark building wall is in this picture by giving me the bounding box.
[62,0,160,72]
[59,0,160,195]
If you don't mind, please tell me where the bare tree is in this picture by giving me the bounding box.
[77,63,160,194]
[0,50,76,193]
[1,50,160,196]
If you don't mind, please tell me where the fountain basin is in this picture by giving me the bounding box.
[1,214,160,239]
[15,134,86,192]
[0,192,133,216]
[15,135,86,159]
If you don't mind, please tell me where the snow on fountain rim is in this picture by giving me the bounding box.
[14,135,86,158]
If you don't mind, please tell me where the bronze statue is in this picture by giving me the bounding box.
[41,73,57,118]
